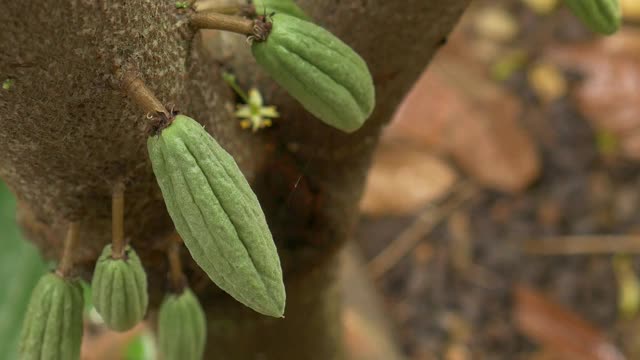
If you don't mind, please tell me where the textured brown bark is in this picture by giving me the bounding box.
[0,0,468,359]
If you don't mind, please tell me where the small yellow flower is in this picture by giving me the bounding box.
[234,88,279,132]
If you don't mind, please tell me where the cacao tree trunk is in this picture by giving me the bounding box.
[0,0,469,358]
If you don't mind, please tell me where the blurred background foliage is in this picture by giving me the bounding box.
[0,182,47,358]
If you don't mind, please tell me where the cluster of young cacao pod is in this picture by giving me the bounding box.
[18,224,152,360]
[145,0,378,326]
[249,0,376,133]
[563,0,621,35]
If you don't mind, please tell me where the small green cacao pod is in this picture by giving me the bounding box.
[147,115,286,317]
[252,14,375,133]
[19,272,84,360]
[564,0,621,35]
[91,244,149,331]
[252,0,310,20]
[158,288,207,360]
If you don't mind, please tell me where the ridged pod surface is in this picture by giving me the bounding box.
[252,0,310,20]
[19,273,84,360]
[252,14,375,133]
[147,115,285,317]
[564,0,621,35]
[91,245,149,331]
[158,288,207,360]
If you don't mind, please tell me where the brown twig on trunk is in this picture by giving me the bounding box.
[190,12,255,35]
[121,72,169,117]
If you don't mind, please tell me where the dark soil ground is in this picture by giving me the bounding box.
[359,132,640,359]
[356,1,640,358]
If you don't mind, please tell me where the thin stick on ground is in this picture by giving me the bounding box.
[368,181,478,280]
[111,181,126,259]
[523,235,640,255]
[57,222,80,278]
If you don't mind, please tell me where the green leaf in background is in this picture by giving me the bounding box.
[124,332,156,360]
[0,181,48,359]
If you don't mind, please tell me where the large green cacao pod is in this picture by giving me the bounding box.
[252,0,310,20]
[19,273,84,360]
[91,245,148,331]
[252,13,375,133]
[158,288,207,360]
[564,0,621,35]
[147,114,285,317]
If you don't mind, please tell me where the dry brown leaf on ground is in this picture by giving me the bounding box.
[341,244,404,360]
[343,308,405,360]
[437,56,540,193]
[546,30,640,160]
[384,68,459,151]
[514,285,626,360]
[385,59,540,193]
[379,1,540,193]
[447,94,539,193]
[360,144,457,216]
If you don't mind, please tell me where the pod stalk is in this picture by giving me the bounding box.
[191,12,256,35]
[57,222,80,278]
[168,234,186,292]
[111,181,126,259]
[121,72,170,118]
[195,3,256,16]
